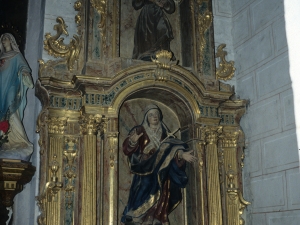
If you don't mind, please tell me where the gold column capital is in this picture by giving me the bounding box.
[47,116,68,134]
[79,113,106,135]
[204,126,223,145]
[220,131,240,148]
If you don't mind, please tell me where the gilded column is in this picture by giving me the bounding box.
[221,130,250,225]
[102,117,118,225]
[39,116,67,225]
[197,140,206,225]
[205,126,223,225]
[79,114,102,225]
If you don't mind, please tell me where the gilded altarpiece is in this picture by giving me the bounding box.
[36,0,249,224]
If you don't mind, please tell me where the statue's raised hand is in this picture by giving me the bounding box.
[182,150,197,163]
[129,128,143,144]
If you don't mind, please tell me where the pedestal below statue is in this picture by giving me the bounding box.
[0,159,36,207]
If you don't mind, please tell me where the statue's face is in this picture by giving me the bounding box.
[147,109,160,126]
[1,36,11,50]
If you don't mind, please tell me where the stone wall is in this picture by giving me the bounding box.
[214,0,300,224]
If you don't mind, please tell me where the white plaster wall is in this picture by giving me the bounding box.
[11,0,45,225]
[214,0,300,224]
[212,0,235,87]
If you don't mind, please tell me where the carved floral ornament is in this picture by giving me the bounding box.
[198,9,213,70]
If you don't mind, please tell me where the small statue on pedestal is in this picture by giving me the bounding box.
[132,0,176,61]
[0,33,34,161]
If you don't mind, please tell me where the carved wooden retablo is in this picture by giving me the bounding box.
[36,1,249,225]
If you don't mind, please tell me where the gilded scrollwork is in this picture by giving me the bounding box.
[48,155,63,201]
[99,116,109,134]
[90,0,107,54]
[36,155,63,225]
[36,195,46,225]
[63,138,78,224]
[107,133,118,168]
[44,17,81,71]
[196,140,206,225]
[198,9,212,71]
[151,50,176,81]
[74,1,82,25]
[226,164,236,189]
[216,44,236,81]
[238,192,251,225]
[226,170,250,225]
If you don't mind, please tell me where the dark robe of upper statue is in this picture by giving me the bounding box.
[132,0,176,61]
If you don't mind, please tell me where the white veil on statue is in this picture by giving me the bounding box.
[0,33,34,161]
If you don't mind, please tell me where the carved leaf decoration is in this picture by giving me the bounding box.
[216,44,236,81]
[44,17,81,71]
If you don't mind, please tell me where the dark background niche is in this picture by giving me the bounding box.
[0,0,29,54]
[180,0,193,68]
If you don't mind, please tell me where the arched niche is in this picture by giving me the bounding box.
[120,1,194,68]
[117,86,202,224]
[36,62,247,225]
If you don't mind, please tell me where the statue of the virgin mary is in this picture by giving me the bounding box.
[0,33,34,161]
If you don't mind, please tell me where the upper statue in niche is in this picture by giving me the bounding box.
[0,33,34,161]
[121,104,197,225]
[132,0,176,61]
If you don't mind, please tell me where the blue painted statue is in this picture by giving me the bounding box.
[0,33,34,161]
[121,105,197,225]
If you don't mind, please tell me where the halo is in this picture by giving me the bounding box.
[0,24,22,48]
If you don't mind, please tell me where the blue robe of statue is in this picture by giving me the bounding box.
[121,125,188,224]
[0,53,31,121]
